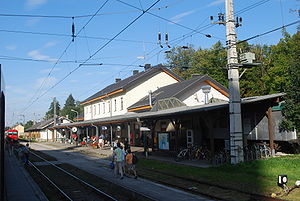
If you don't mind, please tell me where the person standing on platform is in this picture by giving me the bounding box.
[126,149,137,179]
[114,142,124,179]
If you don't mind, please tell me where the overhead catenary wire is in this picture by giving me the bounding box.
[0,29,156,44]
[116,0,223,40]
[23,0,111,112]
[0,3,177,19]
[22,0,161,112]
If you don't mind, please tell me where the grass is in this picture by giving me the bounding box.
[136,155,300,201]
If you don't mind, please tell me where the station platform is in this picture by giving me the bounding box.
[4,150,48,201]
[29,142,212,201]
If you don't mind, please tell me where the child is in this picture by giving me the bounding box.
[125,149,137,179]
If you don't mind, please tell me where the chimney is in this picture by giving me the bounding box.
[144,64,151,71]
[115,78,121,83]
[133,70,139,75]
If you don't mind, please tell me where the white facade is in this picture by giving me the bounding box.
[39,129,64,141]
[84,71,179,120]
[183,83,228,106]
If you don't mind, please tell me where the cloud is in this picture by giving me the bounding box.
[25,0,47,9]
[8,86,28,95]
[35,76,57,89]
[27,49,56,62]
[39,68,61,74]
[44,42,57,48]
[170,9,197,23]
[206,0,224,7]
[5,45,17,51]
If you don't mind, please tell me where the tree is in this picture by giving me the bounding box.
[61,94,77,120]
[24,120,34,130]
[189,41,227,87]
[166,41,228,86]
[279,32,300,132]
[238,43,272,97]
[45,98,60,119]
[165,45,195,79]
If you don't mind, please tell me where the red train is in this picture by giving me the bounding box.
[5,129,18,141]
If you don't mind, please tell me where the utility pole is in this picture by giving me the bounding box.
[53,97,57,142]
[225,0,244,164]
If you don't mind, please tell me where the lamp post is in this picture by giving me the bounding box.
[70,109,79,121]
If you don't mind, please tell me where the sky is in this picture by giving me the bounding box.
[1,0,299,126]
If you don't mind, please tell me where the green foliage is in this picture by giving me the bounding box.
[61,94,77,120]
[280,32,300,131]
[165,45,195,79]
[59,94,83,121]
[189,41,227,87]
[45,98,60,120]
[165,32,300,131]
[165,41,227,86]
[24,120,34,130]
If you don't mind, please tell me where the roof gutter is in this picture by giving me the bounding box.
[81,88,124,105]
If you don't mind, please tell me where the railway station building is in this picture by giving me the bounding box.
[53,64,297,161]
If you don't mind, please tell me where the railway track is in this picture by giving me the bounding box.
[138,166,285,201]
[28,150,155,201]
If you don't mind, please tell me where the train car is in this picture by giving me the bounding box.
[5,129,18,141]
[1,64,5,200]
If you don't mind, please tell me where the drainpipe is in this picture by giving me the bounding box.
[110,124,113,149]
[91,124,99,139]
[149,90,152,107]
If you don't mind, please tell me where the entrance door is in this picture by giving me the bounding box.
[186,129,194,147]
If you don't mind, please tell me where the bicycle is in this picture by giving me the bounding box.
[174,147,190,162]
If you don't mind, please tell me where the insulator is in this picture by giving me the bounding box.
[165,32,169,43]
[210,16,213,21]
[72,17,75,42]
[221,15,224,22]
[239,17,242,23]
[165,32,170,48]
[158,32,161,43]
[205,34,212,38]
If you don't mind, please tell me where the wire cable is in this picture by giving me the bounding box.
[116,0,223,40]
[22,0,161,112]
[0,29,156,44]
[23,0,110,112]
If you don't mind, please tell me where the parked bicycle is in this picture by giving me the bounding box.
[174,147,191,162]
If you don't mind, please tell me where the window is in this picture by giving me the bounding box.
[94,105,96,115]
[85,107,88,114]
[121,97,123,110]
[114,99,117,111]
[98,104,101,114]
[103,103,105,113]
[90,105,92,113]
